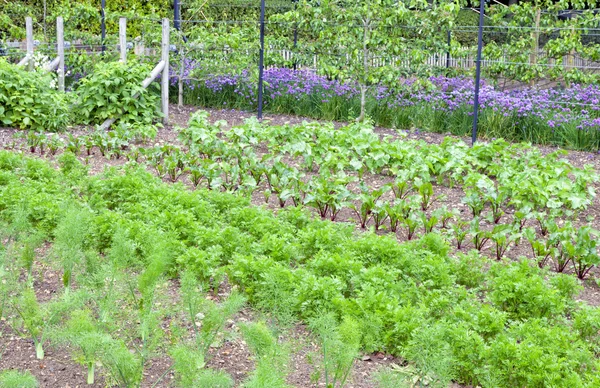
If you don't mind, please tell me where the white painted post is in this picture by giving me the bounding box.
[161,18,170,125]
[119,18,127,63]
[26,17,33,70]
[57,17,65,92]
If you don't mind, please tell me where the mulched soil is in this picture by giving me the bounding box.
[2,104,600,387]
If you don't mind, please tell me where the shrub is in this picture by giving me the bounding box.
[0,59,70,131]
[76,61,161,125]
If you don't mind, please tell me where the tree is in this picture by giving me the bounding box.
[279,0,462,121]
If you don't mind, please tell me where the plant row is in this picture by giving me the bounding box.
[1,151,600,387]
[10,110,600,279]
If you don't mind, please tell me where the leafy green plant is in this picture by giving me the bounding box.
[240,321,291,388]
[180,270,246,355]
[47,134,65,156]
[403,323,457,387]
[0,59,70,131]
[420,212,439,234]
[76,61,161,125]
[524,227,553,268]
[304,172,354,221]
[170,343,233,388]
[490,224,518,261]
[55,309,112,384]
[52,203,91,294]
[0,370,38,388]
[413,179,438,211]
[487,260,579,320]
[100,339,142,387]
[470,218,490,252]
[309,314,361,388]
[350,184,387,229]
[402,213,420,241]
[12,289,83,359]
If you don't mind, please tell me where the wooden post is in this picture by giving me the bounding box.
[161,18,170,124]
[120,18,127,63]
[57,17,65,92]
[26,17,34,70]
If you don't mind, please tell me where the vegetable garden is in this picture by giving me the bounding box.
[2,0,600,387]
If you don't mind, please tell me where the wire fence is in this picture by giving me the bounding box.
[4,4,600,147]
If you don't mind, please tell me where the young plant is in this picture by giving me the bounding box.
[388,171,413,200]
[470,218,491,252]
[240,321,291,388]
[451,218,469,249]
[180,270,246,355]
[350,184,387,229]
[52,204,91,294]
[304,172,354,221]
[0,370,39,388]
[569,226,599,280]
[491,224,518,261]
[413,179,437,211]
[435,206,457,229]
[523,227,552,268]
[100,339,142,387]
[47,134,64,156]
[402,213,421,240]
[66,134,82,155]
[421,212,439,234]
[309,314,361,388]
[131,240,171,371]
[56,309,112,384]
[25,131,45,154]
[12,289,82,359]
[463,190,485,217]
[512,205,533,232]
[170,343,233,387]
[371,200,389,232]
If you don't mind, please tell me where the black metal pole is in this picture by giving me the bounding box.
[257,0,266,120]
[101,0,106,53]
[446,29,451,68]
[293,0,298,70]
[471,0,485,146]
[173,0,187,43]
[174,0,181,32]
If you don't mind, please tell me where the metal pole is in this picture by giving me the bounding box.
[446,29,451,68]
[471,0,485,145]
[293,0,298,70]
[174,0,181,32]
[257,0,266,120]
[101,0,106,54]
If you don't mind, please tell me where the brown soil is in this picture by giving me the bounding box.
[2,104,600,386]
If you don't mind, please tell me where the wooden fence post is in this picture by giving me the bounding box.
[161,18,170,124]
[57,17,65,92]
[120,18,127,63]
[26,17,33,70]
